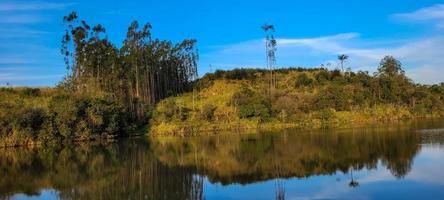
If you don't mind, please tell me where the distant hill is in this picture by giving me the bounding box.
[150,64,444,136]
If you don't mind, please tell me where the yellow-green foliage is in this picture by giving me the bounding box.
[150,68,444,136]
[151,80,260,135]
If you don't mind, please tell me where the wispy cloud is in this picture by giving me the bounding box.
[0,1,74,24]
[0,28,50,38]
[0,56,36,64]
[392,4,444,29]
[0,2,72,11]
[278,33,359,46]
[393,4,444,21]
[0,73,64,81]
[0,14,46,24]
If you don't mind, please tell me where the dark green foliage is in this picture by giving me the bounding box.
[272,96,299,115]
[330,69,342,80]
[376,56,404,77]
[14,107,46,138]
[163,99,177,120]
[315,70,331,83]
[0,91,126,147]
[231,88,271,121]
[200,103,217,121]
[156,99,191,122]
[295,73,314,88]
[215,68,259,80]
[315,85,350,111]
[314,109,335,121]
[20,88,41,97]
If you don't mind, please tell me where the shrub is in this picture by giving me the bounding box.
[163,99,177,120]
[49,95,79,138]
[231,88,271,121]
[155,98,191,122]
[315,85,349,111]
[200,103,217,121]
[314,108,335,121]
[295,73,314,88]
[272,96,299,117]
[315,70,331,83]
[20,88,41,97]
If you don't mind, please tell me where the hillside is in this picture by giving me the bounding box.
[150,59,444,136]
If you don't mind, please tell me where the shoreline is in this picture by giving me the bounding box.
[149,115,444,136]
[2,116,443,149]
[0,127,148,149]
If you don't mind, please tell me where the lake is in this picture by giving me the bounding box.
[1,119,444,200]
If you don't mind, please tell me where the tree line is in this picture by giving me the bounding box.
[61,11,198,123]
[0,12,198,147]
[150,54,444,135]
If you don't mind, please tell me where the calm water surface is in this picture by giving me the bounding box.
[2,120,444,200]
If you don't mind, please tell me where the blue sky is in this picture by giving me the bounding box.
[1,0,444,86]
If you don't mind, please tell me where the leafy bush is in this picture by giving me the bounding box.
[272,96,299,118]
[200,103,217,121]
[162,99,177,120]
[314,108,335,121]
[155,98,191,122]
[315,70,331,83]
[315,85,349,111]
[20,88,41,97]
[295,73,314,88]
[231,88,271,121]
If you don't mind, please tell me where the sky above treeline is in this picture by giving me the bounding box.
[0,0,443,86]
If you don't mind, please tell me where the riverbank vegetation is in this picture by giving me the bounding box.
[0,12,197,147]
[150,56,444,135]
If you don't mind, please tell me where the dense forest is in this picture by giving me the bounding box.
[150,56,444,135]
[0,12,198,147]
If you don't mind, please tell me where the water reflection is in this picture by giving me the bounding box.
[0,139,202,200]
[1,120,444,200]
[151,128,420,185]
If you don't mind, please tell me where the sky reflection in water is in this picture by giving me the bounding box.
[3,120,444,200]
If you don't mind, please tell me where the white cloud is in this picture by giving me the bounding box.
[0,28,50,38]
[200,33,444,84]
[0,14,46,24]
[393,4,444,29]
[0,73,63,81]
[0,2,72,11]
[278,33,359,46]
[0,2,74,24]
[393,4,444,21]
[0,57,36,64]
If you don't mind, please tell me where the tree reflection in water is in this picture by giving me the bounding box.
[348,168,359,188]
[0,125,425,199]
[151,127,421,186]
[0,139,203,200]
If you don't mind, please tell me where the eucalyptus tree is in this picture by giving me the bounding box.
[61,12,198,123]
[338,54,349,73]
[262,24,277,96]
